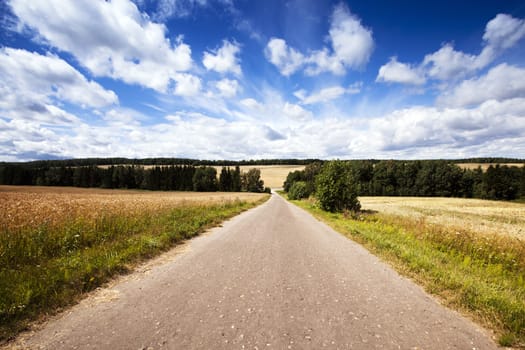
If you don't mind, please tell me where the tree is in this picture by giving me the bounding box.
[232,166,242,192]
[243,168,265,193]
[192,166,218,192]
[219,167,233,191]
[315,160,361,213]
[372,160,398,196]
[283,170,305,192]
[303,162,322,195]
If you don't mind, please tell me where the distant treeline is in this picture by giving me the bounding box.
[1,157,522,169]
[284,160,525,201]
[0,157,318,169]
[0,164,269,193]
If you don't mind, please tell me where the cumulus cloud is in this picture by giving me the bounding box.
[370,99,525,153]
[423,14,525,81]
[376,57,425,85]
[422,44,481,81]
[173,73,202,96]
[214,78,241,98]
[483,13,525,50]
[203,40,242,76]
[282,102,313,121]
[0,48,117,109]
[2,95,525,161]
[438,64,525,107]
[295,83,361,105]
[377,13,525,84]
[265,4,373,76]
[306,3,374,75]
[265,38,305,76]
[0,48,117,127]
[9,0,193,93]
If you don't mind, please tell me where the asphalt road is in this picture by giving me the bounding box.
[12,194,497,349]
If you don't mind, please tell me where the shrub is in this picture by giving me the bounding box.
[316,160,361,213]
[283,170,305,192]
[288,181,310,200]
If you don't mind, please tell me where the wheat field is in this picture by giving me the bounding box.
[360,196,525,240]
[0,186,266,231]
[229,165,305,188]
[457,163,525,170]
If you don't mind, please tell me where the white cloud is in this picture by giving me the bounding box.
[282,102,313,121]
[103,108,147,127]
[240,98,262,110]
[370,99,525,153]
[264,38,305,76]
[424,14,525,81]
[0,48,117,128]
[483,13,525,50]
[215,79,240,98]
[438,64,525,107]
[265,4,373,76]
[202,40,242,76]
[376,57,425,85]
[0,48,118,109]
[295,83,361,105]
[9,0,193,93]
[173,73,202,96]
[378,13,525,84]
[2,95,525,161]
[422,44,480,81]
[306,3,374,75]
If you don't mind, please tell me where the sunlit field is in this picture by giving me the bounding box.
[457,163,525,171]
[0,186,268,342]
[232,165,305,188]
[360,196,525,240]
[0,186,265,230]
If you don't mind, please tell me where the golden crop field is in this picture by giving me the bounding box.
[218,165,305,188]
[0,185,265,231]
[359,196,525,240]
[457,163,525,170]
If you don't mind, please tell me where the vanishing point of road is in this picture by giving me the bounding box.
[13,194,497,349]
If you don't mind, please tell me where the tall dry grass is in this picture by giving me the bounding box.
[360,196,525,240]
[0,186,267,342]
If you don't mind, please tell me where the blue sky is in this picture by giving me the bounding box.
[1,0,525,161]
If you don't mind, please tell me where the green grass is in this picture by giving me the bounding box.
[0,197,268,343]
[289,197,525,348]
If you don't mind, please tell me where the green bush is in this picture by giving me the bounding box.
[316,160,361,213]
[283,170,305,192]
[288,181,310,200]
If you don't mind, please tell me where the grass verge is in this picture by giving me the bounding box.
[289,197,525,348]
[0,196,268,343]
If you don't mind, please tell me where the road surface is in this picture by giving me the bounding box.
[11,194,497,349]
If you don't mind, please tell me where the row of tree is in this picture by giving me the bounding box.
[284,160,525,201]
[4,157,318,169]
[0,164,269,193]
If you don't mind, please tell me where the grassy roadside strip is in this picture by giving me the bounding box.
[0,195,268,343]
[288,197,525,348]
